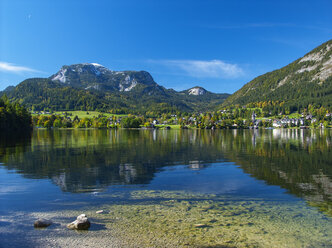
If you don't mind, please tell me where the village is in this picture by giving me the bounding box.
[31,108,332,129]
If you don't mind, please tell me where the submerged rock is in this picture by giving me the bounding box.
[67,214,91,230]
[34,219,52,228]
[194,223,209,228]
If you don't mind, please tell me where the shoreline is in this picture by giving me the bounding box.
[32,126,331,130]
[1,190,331,248]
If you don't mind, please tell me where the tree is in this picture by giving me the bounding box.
[121,117,141,128]
[44,120,52,128]
[53,119,62,128]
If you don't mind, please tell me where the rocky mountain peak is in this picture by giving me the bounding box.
[188,86,207,95]
[49,63,157,93]
[50,63,111,83]
[296,42,332,82]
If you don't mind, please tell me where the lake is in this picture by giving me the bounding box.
[0,129,331,247]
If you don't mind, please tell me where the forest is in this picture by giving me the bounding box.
[0,96,32,134]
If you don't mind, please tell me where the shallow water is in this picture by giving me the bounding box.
[0,129,331,247]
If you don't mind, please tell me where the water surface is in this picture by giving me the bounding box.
[0,129,331,247]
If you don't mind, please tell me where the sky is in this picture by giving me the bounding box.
[0,0,331,93]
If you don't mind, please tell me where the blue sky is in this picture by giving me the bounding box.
[0,0,331,93]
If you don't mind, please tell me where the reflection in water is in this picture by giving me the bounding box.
[0,129,331,214]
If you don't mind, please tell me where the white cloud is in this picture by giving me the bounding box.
[0,61,40,74]
[155,59,244,78]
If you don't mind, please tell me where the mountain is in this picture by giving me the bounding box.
[223,40,332,108]
[182,86,208,96]
[1,63,229,113]
[49,63,165,95]
[3,86,15,93]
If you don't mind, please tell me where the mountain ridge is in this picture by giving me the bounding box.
[2,39,332,113]
[1,64,229,113]
[222,39,332,108]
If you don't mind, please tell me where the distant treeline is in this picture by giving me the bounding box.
[31,101,332,129]
[32,114,142,129]
[1,94,331,132]
[0,96,32,133]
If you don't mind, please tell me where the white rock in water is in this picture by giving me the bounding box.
[34,218,52,228]
[67,214,91,230]
[96,210,104,214]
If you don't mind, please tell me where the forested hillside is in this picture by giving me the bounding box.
[1,64,229,114]
[223,40,332,110]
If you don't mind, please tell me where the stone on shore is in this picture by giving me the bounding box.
[67,214,91,230]
[34,218,52,228]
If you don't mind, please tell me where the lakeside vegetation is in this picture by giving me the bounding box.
[31,101,331,129]
[32,111,126,119]
[0,93,331,132]
[0,96,31,134]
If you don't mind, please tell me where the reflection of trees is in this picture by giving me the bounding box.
[0,129,331,214]
[217,129,332,216]
[0,129,226,192]
[223,129,332,204]
[0,132,32,164]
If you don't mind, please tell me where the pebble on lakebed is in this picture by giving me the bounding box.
[34,219,52,228]
[96,210,109,214]
[67,214,91,230]
[194,223,209,228]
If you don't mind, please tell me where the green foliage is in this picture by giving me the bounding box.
[33,113,117,129]
[0,96,32,133]
[2,78,229,115]
[121,116,141,128]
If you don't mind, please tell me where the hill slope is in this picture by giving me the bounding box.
[2,63,229,114]
[223,40,332,108]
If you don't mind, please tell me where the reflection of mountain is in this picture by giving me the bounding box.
[50,163,140,192]
[188,161,208,170]
[0,129,224,192]
[0,129,331,215]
